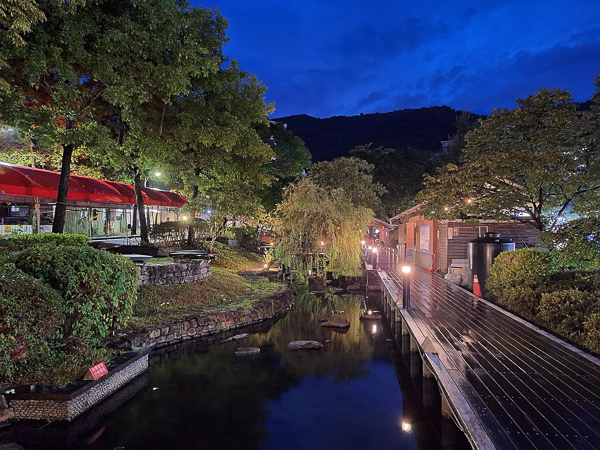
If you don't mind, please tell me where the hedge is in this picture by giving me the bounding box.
[14,245,139,347]
[0,265,64,377]
[0,233,89,252]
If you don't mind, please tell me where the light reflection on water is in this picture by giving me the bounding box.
[11,285,470,450]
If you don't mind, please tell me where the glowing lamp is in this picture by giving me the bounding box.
[401,265,411,274]
[401,421,412,433]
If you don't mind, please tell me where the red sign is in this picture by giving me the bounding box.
[84,362,108,381]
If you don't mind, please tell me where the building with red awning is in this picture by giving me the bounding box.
[0,162,188,237]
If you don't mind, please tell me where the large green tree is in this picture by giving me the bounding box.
[350,144,441,217]
[417,88,600,231]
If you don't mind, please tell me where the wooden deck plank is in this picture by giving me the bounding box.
[377,261,600,450]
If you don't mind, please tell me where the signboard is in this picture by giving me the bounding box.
[420,225,430,254]
[84,361,108,381]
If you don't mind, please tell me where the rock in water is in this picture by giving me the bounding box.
[321,319,351,329]
[223,333,250,342]
[235,347,260,357]
[287,340,324,350]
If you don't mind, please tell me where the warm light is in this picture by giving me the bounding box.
[444,207,449,211]
[467,198,473,204]
[270,242,274,246]
[181,215,188,220]
[401,421,412,433]
[155,171,162,177]
[372,248,378,253]
[320,241,325,246]
[401,265,411,274]
[361,240,365,245]
[263,264,268,268]
[367,310,372,315]
[372,324,377,334]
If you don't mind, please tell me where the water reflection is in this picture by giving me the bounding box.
[6,285,470,450]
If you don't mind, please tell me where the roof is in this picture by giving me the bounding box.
[389,203,426,224]
[0,162,187,208]
[368,217,394,229]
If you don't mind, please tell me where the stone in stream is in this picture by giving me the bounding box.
[223,333,250,342]
[318,318,328,322]
[287,341,324,350]
[321,319,351,329]
[234,347,260,357]
[359,312,382,320]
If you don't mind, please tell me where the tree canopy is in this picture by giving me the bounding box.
[417,87,600,231]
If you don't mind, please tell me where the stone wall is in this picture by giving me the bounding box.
[139,260,211,286]
[8,350,149,422]
[125,291,294,349]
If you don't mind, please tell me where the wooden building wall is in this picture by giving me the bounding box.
[438,220,541,274]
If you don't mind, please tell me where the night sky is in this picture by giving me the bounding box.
[197,1,600,119]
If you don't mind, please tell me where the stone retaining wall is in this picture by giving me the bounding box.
[139,260,211,286]
[8,350,149,422]
[126,291,294,349]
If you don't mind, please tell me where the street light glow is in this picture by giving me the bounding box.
[401,265,411,274]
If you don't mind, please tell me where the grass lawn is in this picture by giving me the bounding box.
[128,242,284,329]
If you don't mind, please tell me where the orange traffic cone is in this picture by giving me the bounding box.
[473,274,482,297]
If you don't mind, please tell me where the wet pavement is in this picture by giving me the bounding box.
[377,254,600,450]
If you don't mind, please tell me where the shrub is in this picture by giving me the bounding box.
[486,248,552,318]
[0,233,89,252]
[14,245,139,347]
[538,290,599,343]
[0,265,63,377]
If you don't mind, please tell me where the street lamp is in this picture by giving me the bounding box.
[401,265,411,309]
[372,247,378,269]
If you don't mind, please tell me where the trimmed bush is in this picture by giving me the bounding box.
[0,233,89,252]
[538,290,599,342]
[14,245,139,346]
[0,265,63,377]
[486,248,552,318]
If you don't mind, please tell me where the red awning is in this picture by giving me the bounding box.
[0,162,188,208]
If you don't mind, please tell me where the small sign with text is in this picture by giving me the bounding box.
[84,362,108,381]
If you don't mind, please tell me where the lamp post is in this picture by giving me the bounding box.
[372,247,378,269]
[401,264,411,309]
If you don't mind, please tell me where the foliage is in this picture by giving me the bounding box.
[417,88,600,231]
[0,264,63,377]
[14,245,138,346]
[2,347,118,386]
[0,232,88,251]
[538,290,600,346]
[486,248,552,318]
[275,177,372,277]
[254,121,312,211]
[308,156,385,213]
[210,241,262,270]
[350,144,441,217]
[542,217,600,270]
[131,266,282,328]
[149,220,207,247]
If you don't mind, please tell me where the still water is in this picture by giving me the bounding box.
[12,286,471,450]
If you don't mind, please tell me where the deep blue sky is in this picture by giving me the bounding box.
[196,1,600,119]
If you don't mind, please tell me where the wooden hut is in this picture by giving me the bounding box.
[391,203,540,274]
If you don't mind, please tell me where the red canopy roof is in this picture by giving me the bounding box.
[0,162,188,208]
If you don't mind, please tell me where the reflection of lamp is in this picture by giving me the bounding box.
[401,420,412,433]
[372,324,377,334]
[401,265,411,309]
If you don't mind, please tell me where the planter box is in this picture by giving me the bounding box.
[5,348,150,422]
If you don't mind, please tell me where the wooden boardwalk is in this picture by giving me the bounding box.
[375,255,600,450]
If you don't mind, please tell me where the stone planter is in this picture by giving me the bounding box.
[5,348,150,422]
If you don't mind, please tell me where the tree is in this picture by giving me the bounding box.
[275,178,372,277]
[254,121,311,212]
[445,110,477,164]
[416,88,600,231]
[308,156,386,213]
[350,144,441,217]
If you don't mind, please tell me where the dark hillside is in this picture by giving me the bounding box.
[274,106,484,162]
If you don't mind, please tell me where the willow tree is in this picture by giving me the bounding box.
[275,178,372,277]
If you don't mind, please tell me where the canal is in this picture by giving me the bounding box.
[11,284,471,450]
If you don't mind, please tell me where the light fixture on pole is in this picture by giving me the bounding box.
[401,264,411,309]
[372,247,378,269]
